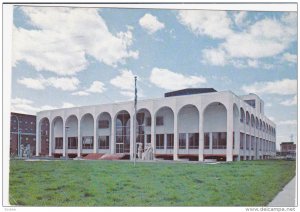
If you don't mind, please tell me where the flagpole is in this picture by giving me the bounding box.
[134,76,137,166]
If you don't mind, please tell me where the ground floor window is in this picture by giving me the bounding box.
[251,136,255,150]
[189,133,199,149]
[240,133,244,150]
[116,134,130,153]
[166,134,174,149]
[179,133,186,149]
[259,139,262,151]
[68,137,78,149]
[204,133,210,149]
[146,134,151,143]
[233,132,235,149]
[156,134,164,149]
[136,134,144,144]
[246,134,250,150]
[212,132,226,149]
[98,136,109,149]
[82,136,93,149]
[55,137,63,149]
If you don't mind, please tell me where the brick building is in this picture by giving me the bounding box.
[10,112,37,157]
[280,142,296,156]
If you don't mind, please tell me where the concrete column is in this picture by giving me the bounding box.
[186,133,189,150]
[198,112,204,162]
[209,132,212,151]
[226,107,233,162]
[36,120,39,156]
[173,114,178,160]
[235,130,240,161]
[49,122,52,157]
[93,119,97,153]
[130,115,134,160]
[151,115,155,155]
[63,121,66,157]
[164,133,167,154]
[243,133,246,159]
[111,117,115,154]
[77,121,81,157]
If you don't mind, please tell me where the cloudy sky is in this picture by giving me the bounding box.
[11,6,297,146]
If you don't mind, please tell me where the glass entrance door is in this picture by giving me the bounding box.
[116,143,124,153]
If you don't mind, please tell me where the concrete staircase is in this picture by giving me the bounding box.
[83,153,105,160]
[83,153,127,160]
[99,153,127,160]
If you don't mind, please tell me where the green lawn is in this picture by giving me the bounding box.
[9,159,295,206]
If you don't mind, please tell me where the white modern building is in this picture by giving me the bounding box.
[35,88,276,162]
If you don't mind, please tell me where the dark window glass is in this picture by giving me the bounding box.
[189,133,199,149]
[156,134,164,149]
[146,117,151,126]
[240,133,244,150]
[251,136,255,150]
[68,137,78,149]
[55,137,63,149]
[136,134,144,144]
[98,120,109,129]
[146,134,151,143]
[246,113,250,125]
[233,132,235,149]
[156,116,164,126]
[179,133,186,149]
[212,132,227,149]
[99,136,109,149]
[82,136,93,149]
[204,133,210,149]
[166,134,174,149]
[246,134,250,150]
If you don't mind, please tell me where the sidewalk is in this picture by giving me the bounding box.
[268,176,296,207]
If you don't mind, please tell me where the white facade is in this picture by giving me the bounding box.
[36,90,276,162]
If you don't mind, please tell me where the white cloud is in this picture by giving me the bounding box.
[282,52,297,63]
[233,11,248,27]
[150,67,206,90]
[12,7,138,75]
[17,77,45,90]
[278,120,297,126]
[177,10,233,39]
[71,91,90,96]
[110,69,135,91]
[242,79,297,95]
[247,59,259,68]
[17,76,80,91]
[201,48,227,66]
[11,97,57,114]
[280,95,297,106]
[222,19,290,59]
[86,81,106,93]
[139,13,165,34]
[71,80,106,97]
[179,11,297,68]
[62,102,75,108]
[110,69,142,98]
[47,77,80,91]
[265,103,272,107]
[268,116,275,122]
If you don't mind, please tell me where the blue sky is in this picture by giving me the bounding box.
[11,6,297,146]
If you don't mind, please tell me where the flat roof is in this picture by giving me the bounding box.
[164,88,217,97]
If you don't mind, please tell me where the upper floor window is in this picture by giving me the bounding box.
[146,117,151,126]
[98,120,109,129]
[156,116,164,126]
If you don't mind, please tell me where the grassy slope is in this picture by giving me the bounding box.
[9,160,295,206]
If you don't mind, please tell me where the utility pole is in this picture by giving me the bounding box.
[133,76,137,166]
